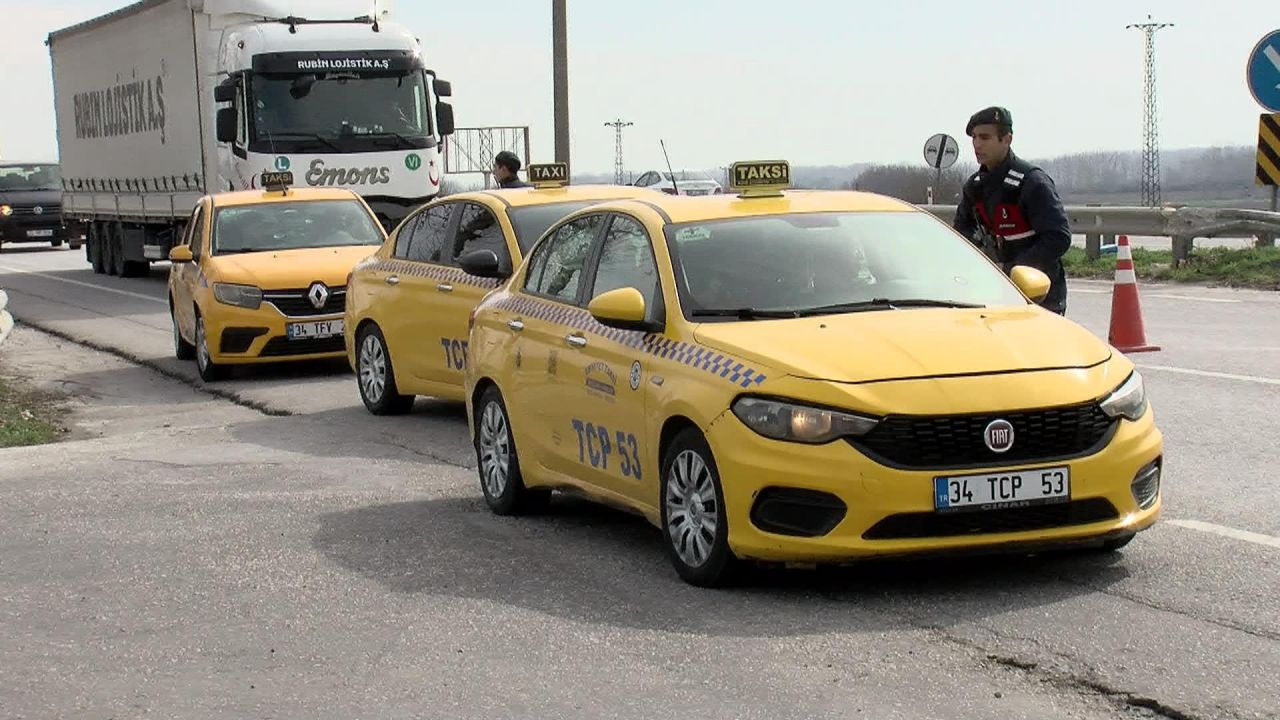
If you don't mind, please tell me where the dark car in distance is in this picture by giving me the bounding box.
[0,162,83,251]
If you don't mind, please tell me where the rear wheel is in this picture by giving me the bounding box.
[356,324,414,415]
[89,224,106,274]
[108,225,124,276]
[660,428,739,587]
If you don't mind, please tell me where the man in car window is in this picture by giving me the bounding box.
[492,151,530,189]
[953,106,1072,315]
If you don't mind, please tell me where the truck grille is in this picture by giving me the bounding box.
[848,403,1117,470]
[262,287,346,317]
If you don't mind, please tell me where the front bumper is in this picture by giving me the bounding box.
[0,215,74,242]
[203,303,346,365]
[705,408,1163,563]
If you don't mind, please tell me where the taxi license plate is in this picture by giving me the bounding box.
[26,229,54,238]
[934,465,1070,513]
[287,319,343,340]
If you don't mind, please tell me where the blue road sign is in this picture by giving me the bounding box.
[1248,29,1280,112]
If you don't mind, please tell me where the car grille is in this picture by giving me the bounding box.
[7,204,61,217]
[259,336,345,357]
[862,498,1119,540]
[848,403,1117,470]
[262,287,347,317]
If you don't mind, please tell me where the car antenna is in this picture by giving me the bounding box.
[660,139,679,196]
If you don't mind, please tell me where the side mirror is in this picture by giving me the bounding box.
[169,245,194,264]
[213,79,236,104]
[216,107,237,143]
[457,249,507,279]
[1010,265,1051,302]
[433,78,452,97]
[588,287,651,331]
[436,101,455,136]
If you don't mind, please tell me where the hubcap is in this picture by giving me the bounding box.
[359,334,387,402]
[665,449,719,568]
[478,401,511,499]
[196,318,210,371]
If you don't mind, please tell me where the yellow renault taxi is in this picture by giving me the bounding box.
[343,163,659,414]
[461,161,1164,587]
[167,171,386,382]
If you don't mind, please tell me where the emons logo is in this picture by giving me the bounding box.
[305,159,391,186]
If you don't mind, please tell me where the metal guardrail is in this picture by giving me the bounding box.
[0,289,13,347]
[919,204,1280,263]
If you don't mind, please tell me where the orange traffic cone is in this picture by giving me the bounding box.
[1108,235,1160,353]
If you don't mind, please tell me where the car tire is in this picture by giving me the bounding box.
[195,313,227,382]
[660,428,739,588]
[172,302,195,361]
[474,385,550,516]
[51,239,63,248]
[356,323,414,415]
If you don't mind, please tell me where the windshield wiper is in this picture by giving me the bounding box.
[795,298,986,315]
[359,131,424,149]
[691,308,802,320]
[266,132,342,153]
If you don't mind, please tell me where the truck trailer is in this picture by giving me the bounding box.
[48,0,455,277]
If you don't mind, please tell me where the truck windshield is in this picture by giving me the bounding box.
[0,164,61,191]
[211,199,384,255]
[249,72,432,152]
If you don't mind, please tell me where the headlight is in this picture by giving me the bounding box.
[212,282,263,309]
[1100,371,1148,421]
[0,205,12,216]
[731,396,879,444]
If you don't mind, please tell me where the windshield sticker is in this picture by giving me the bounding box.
[676,227,710,242]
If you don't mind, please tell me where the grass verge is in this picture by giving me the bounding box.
[0,375,67,448]
[1063,246,1280,290]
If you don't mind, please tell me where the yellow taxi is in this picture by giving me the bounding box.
[461,160,1163,587]
[343,163,661,414]
[167,172,386,382]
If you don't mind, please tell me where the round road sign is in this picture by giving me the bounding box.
[923,133,961,170]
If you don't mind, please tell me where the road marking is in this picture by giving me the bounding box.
[0,265,166,305]
[1146,293,1240,304]
[1138,364,1280,386]
[1168,520,1280,549]
[1071,288,1108,294]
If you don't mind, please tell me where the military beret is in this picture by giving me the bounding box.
[966,106,1012,136]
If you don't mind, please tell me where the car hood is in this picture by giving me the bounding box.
[207,245,376,289]
[0,189,62,207]
[692,305,1112,384]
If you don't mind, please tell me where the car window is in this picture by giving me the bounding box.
[190,204,206,257]
[590,215,661,321]
[392,213,422,259]
[522,214,605,303]
[453,202,511,273]
[406,204,454,264]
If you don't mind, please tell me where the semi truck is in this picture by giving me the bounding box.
[47,0,455,277]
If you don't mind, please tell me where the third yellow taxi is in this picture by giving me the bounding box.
[460,160,1164,587]
[343,164,661,413]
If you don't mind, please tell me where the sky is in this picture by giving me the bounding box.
[0,0,1275,179]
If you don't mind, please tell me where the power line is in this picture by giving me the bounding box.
[1126,15,1173,207]
[604,118,633,185]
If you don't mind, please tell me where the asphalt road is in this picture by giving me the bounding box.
[1,246,1277,719]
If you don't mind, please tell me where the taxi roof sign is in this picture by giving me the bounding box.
[260,171,294,192]
[527,162,569,188]
[729,160,791,197]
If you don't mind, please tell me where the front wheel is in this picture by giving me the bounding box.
[474,385,550,515]
[195,314,227,382]
[660,428,739,587]
[172,303,195,360]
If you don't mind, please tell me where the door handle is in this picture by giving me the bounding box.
[385,275,400,285]
[436,283,454,293]
[506,319,525,331]
[565,333,587,348]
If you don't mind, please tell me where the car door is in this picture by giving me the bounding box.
[435,201,513,386]
[503,212,608,478]
[377,201,460,385]
[561,212,664,499]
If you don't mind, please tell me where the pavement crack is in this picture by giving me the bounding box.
[11,321,293,418]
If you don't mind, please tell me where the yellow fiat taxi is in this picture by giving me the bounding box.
[461,161,1163,587]
[167,172,386,381]
[343,163,659,414]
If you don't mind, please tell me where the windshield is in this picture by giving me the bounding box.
[250,72,431,152]
[212,199,384,255]
[0,164,61,191]
[665,211,1029,318]
[508,201,609,252]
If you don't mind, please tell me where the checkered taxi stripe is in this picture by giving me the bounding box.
[494,295,768,389]
[368,259,504,289]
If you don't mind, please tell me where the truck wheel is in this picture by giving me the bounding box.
[108,227,124,277]
[89,225,106,274]
[195,314,227,382]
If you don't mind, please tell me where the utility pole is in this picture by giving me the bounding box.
[1126,15,1173,207]
[604,119,633,185]
[552,0,569,167]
